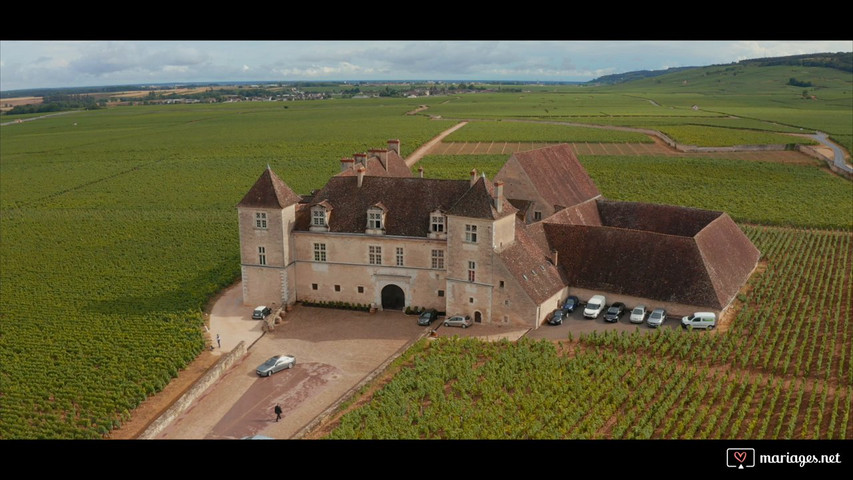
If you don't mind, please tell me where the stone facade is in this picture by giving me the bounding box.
[237,141,760,328]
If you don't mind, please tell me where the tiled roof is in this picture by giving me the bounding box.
[505,143,600,209]
[497,219,565,304]
[446,176,517,220]
[336,149,412,178]
[295,176,473,236]
[541,201,760,309]
[237,167,302,209]
[596,199,721,237]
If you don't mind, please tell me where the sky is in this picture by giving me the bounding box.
[1,40,850,92]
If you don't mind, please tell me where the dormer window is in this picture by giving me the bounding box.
[429,210,446,239]
[368,210,382,229]
[366,204,386,235]
[312,209,325,227]
[310,203,331,232]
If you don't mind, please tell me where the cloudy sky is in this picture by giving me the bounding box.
[1,40,850,92]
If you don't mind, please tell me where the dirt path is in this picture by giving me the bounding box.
[405,121,468,167]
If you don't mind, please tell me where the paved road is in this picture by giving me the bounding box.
[810,131,853,174]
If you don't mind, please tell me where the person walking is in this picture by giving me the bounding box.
[216,334,221,348]
[274,404,283,422]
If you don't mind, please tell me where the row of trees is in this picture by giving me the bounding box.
[4,94,103,115]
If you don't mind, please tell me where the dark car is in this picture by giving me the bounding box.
[548,309,565,325]
[252,306,272,320]
[418,309,438,326]
[562,295,580,313]
[603,302,626,323]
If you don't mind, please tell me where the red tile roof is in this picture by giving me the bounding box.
[336,149,412,178]
[497,219,565,304]
[504,143,600,210]
[295,176,473,236]
[541,201,759,309]
[237,167,302,209]
[446,175,517,220]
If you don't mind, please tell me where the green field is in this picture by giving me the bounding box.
[1,60,851,439]
[0,99,453,438]
[328,226,852,439]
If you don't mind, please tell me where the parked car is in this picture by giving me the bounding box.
[444,315,473,328]
[584,295,606,319]
[562,295,580,313]
[256,355,296,377]
[604,302,626,323]
[630,305,647,324]
[682,312,717,330]
[548,309,565,325]
[418,309,438,326]
[647,308,667,328]
[252,306,272,320]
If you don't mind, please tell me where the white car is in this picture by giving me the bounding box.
[630,305,647,324]
[682,312,717,330]
[583,295,606,319]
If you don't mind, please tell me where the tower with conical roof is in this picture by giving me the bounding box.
[237,167,302,308]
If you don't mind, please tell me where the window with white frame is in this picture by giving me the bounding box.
[367,207,384,232]
[369,245,382,265]
[258,246,267,265]
[314,243,326,262]
[255,212,268,229]
[431,250,445,269]
[468,261,476,282]
[312,208,326,227]
[396,247,404,266]
[431,214,445,233]
[465,224,478,243]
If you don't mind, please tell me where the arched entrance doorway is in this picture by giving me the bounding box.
[474,311,482,323]
[381,284,405,310]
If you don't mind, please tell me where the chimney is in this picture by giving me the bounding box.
[354,152,367,166]
[341,157,355,172]
[357,166,365,188]
[494,181,504,213]
[418,166,424,178]
[551,249,559,266]
[370,148,388,171]
[470,168,478,186]
[387,139,400,155]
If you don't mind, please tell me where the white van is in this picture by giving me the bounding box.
[584,295,606,319]
[681,312,717,330]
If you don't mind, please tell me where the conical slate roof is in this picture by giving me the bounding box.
[237,167,302,209]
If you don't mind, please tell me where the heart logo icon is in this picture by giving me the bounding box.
[734,451,747,463]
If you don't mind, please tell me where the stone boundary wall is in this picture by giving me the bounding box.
[139,341,248,439]
[798,145,853,179]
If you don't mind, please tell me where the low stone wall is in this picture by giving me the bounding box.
[139,341,248,439]
[798,145,853,179]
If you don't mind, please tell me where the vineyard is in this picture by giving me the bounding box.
[326,227,852,439]
[1,59,851,439]
[0,99,453,439]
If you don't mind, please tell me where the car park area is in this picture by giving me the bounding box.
[527,297,681,340]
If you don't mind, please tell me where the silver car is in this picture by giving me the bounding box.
[647,308,667,328]
[630,305,647,324]
[444,315,473,328]
[256,355,296,377]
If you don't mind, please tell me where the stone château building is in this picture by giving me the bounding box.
[237,140,760,328]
